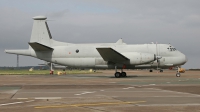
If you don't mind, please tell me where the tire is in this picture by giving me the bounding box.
[160,70,163,72]
[176,73,180,77]
[121,72,127,77]
[150,70,153,72]
[115,72,121,78]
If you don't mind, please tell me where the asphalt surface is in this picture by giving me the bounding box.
[0,70,200,112]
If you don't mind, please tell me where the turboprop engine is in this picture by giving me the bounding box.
[122,52,156,65]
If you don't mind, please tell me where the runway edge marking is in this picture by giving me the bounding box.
[35,101,146,109]
[0,100,34,106]
[147,88,200,97]
[35,97,62,99]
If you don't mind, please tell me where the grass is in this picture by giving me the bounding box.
[0,69,98,75]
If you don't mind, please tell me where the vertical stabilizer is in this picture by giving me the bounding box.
[30,16,52,47]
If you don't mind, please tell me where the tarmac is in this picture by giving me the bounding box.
[0,70,200,112]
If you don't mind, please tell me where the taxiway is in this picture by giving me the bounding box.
[0,70,200,112]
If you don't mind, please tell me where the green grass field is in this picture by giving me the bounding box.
[0,69,97,75]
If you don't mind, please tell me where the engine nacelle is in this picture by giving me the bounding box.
[122,52,156,65]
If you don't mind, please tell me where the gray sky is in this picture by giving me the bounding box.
[0,0,199,68]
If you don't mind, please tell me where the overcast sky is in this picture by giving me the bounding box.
[0,0,199,68]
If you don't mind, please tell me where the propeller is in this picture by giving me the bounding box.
[156,42,162,71]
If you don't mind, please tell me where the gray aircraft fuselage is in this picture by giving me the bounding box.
[33,42,187,69]
[5,16,187,72]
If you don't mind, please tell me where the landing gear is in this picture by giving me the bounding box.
[114,66,127,78]
[50,70,54,75]
[176,66,181,77]
[115,72,121,78]
[114,72,127,78]
[149,70,153,72]
[121,72,127,77]
[120,68,127,77]
[160,69,163,72]
[50,63,54,75]
[176,73,181,77]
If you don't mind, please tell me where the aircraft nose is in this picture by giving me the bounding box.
[182,54,188,65]
[185,56,188,63]
[179,53,187,65]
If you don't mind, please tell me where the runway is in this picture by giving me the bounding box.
[0,70,200,112]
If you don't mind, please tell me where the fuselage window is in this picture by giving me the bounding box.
[76,49,79,53]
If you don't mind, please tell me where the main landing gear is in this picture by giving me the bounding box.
[114,66,127,78]
[114,72,127,78]
[149,69,163,72]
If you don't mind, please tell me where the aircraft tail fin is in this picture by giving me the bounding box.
[30,16,52,48]
[5,16,53,56]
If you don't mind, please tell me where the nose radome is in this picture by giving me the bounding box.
[185,56,188,63]
[182,54,188,65]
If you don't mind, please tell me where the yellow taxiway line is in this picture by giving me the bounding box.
[35,101,146,109]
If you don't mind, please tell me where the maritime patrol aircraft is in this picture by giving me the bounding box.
[5,16,187,78]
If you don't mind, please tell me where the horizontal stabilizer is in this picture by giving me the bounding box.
[5,49,31,56]
[29,42,53,51]
[96,48,129,63]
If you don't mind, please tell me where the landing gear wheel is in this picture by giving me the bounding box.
[115,72,121,78]
[121,72,127,77]
[160,70,163,72]
[176,73,181,77]
[149,70,153,72]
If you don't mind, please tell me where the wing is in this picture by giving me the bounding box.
[96,48,129,63]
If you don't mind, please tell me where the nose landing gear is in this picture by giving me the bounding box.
[176,66,181,77]
[176,73,181,77]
